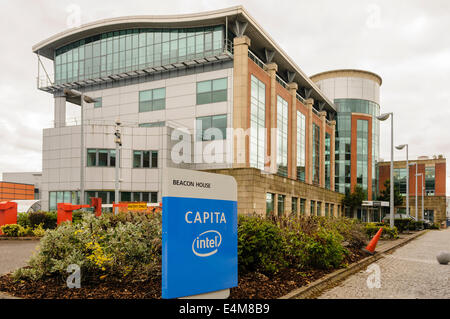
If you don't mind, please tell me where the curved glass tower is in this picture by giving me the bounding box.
[311,70,382,200]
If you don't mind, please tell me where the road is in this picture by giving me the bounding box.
[0,240,40,275]
[318,228,450,299]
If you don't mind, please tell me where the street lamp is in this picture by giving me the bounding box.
[63,89,95,208]
[395,144,409,218]
[409,162,418,221]
[377,112,394,228]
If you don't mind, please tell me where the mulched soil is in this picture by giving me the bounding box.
[0,248,367,299]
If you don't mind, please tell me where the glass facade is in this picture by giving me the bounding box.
[334,99,380,196]
[312,124,320,186]
[325,132,331,190]
[250,75,266,170]
[393,168,407,195]
[277,96,288,177]
[54,26,224,84]
[296,111,306,182]
[49,191,80,211]
[425,166,435,196]
[356,120,369,192]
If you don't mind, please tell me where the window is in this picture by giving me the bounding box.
[312,124,320,185]
[139,88,166,112]
[94,97,102,108]
[317,202,322,216]
[196,114,227,141]
[325,132,331,190]
[291,197,298,216]
[310,200,316,216]
[87,149,116,167]
[300,199,306,215]
[277,96,288,177]
[139,121,165,128]
[425,166,435,196]
[266,193,274,217]
[250,75,266,170]
[356,120,369,192]
[277,194,285,217]
[133,150,158,168]
[325,203,329,217]
[297,111,306,181]
[49,191,80,211]
[131,192,158,203]
[424,209,434,223]
[196,78,227,105]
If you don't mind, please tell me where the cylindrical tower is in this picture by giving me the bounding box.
[311,69,382,201]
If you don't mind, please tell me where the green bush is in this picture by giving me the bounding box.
[364,223,398,239]
[238,215,287,274]
[17,212,57,230]
[1,224,23,237]
[13,212,162,283]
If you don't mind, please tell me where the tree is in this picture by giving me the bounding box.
[342,185,367,218]
[378,179,403,207]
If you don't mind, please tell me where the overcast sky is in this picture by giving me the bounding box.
[1,0,449,195]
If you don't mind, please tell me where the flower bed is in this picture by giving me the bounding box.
[0,213,369,299]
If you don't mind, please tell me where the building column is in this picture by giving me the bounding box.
[264,63,278,174]
[232,36,251,168]
[319,111,327,188]
[330,120,336,192]
[287,82,298,180]
[305,98,314,184]
[54,96,66,128]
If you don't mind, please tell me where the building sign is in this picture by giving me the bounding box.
[162,168,238,299]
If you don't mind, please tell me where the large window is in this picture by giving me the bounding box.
[300,198,306,215]
[425,166,435,196]
[250,75,266,170]
[356,120,369,192]
[277,96,288,177]
[266,193,275,217]
[297,111,306,181]
[49,191,80,211]
[312,124,320,185]
[196,114,227,141]
[277,194,285,217]
[292,197,298,216]
[325,132,331,190]
[87,149,116,167]
[133,151,158,168]
[54,26,224,84]
[393,168,407,195]
[139,88,166,112]
[196,78,227,105]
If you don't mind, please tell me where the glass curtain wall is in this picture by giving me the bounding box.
[54,26,224,84]
[297,111,306,181]
[312,124,320,185]
[325,132,331,189]
[356,120,369,192]
[250,75,266,170]
[425,166,435,196]
[277,96,288,177]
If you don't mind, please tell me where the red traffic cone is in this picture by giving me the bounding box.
[363,227,383,255]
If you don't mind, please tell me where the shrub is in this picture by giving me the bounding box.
[1,224,23,237]
[13,212,162,283]
[18,212,57,230]
[238,214,287,274]
[364,223,398,239]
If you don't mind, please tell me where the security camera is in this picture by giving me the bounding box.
[115,118,121,126]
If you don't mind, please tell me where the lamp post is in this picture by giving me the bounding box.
[63,89,95,208]
[409,162,418,220]
[377,112,394,228]
[395,144,409,217]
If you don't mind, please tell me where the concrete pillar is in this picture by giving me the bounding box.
[319,111,327,188]
[330,120,336,192]
[305,98,314,184]
[264,63,278,174]
[232,36,251,168]
[54,96,66,128]
[287,82,298,180]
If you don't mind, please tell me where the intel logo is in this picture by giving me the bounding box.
[192,230,222,257]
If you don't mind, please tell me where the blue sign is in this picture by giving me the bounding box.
[161,168,238,299]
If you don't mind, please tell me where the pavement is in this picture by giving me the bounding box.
[318,228,450,299]
[0,240,40,276]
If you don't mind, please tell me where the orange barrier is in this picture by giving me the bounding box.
[0,201,18,235]
[90,197,102,217]
[364,227,383,255]
[57,203,90,225]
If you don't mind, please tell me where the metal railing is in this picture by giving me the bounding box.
[248,49,266,70]
[275,74,288,89]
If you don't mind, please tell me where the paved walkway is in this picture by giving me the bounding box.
[0,240,40,275]
[318,229,450,299]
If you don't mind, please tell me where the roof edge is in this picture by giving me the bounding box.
[310,69,383,86]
